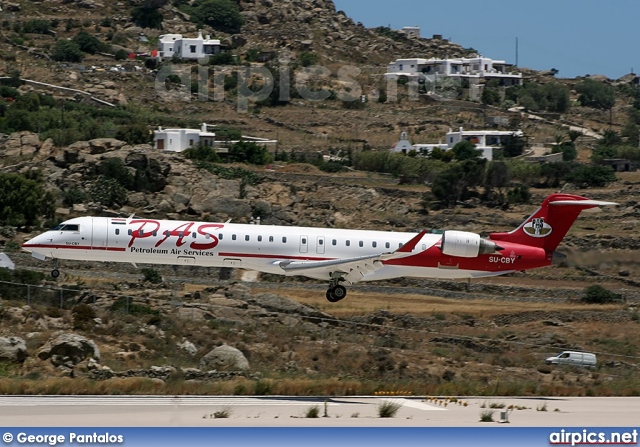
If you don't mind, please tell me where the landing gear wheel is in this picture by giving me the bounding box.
[326,289,339,303]
[332,285,347,300]
[51,269,60,278]
[325,285,347,303]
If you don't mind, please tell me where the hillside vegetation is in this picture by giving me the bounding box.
[0,0,639,396]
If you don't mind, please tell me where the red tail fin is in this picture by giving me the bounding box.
[489,194,617,252]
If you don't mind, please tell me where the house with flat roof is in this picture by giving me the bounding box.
[385,56,522,87]
[158,31,222,60]
[392,127,524,161]
[154,123,278,153]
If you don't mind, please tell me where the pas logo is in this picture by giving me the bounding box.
[523,217,553,238]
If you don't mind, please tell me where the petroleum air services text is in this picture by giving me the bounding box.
[129,247,215,256]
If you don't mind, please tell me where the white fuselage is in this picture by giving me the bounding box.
[22,216,501,282]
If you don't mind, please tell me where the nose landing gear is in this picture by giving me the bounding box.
[51,259,60,278]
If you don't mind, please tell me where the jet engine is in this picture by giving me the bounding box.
[440,230,502,258]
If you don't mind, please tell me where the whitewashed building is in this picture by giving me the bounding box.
[154,123,278,153]
[158,31,222,60]
[393,128,524,161]
[385,56,522,86]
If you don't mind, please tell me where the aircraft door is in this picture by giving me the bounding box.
[91,218,108,250]
[107,219,128,251]
[299,235,308,254]
[316,236,325,254]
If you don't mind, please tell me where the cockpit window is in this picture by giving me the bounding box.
[52,224,80,232]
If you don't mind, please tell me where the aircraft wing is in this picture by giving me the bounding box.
[278,230,427,284]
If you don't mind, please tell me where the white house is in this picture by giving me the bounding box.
[154,123,278,153]
[158,31,222,60]
[393,127,524,161]
[385,56,522,86]
[392,131,415,153]
[400,26,421,39]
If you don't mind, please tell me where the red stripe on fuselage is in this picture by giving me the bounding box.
[22,244,127,252]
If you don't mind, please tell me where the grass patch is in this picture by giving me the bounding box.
[304,405,320,418]
[377,400,403,418]
[479,409,494,422]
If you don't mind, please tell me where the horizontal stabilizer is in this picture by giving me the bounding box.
[550,199,618,207]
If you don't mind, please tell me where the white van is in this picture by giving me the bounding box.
[546,351,596,367]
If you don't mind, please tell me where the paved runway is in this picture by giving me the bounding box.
[1,396,639,427]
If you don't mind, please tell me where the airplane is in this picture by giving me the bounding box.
[22,193,616,302]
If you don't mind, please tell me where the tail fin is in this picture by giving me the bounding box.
[489,194,617,252]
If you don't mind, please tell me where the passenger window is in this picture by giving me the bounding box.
[359,241,363,247]
[372,242,377,248]
[165,230,170,236]
[245,235,250,241]
[282,237,287,243]
[332,239,337,246]
[206,234,211,239]
[399,243,403,248]
[232,234,237,241]
[115,229,120,236]
[346,240,351,247]
[269,236,274,242]
[319,239,324,245]
[422,244,427,250]
[128,229,132,236]
[152,231,157,237]
[139,230,144,236]
[192,232,197,238]
[386,242,390,249]
[302,238,307,244]
[258,236,263,242]
[179,232,184,238]
[218,234,223,240]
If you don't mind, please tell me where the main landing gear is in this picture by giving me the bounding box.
[326,275,347,303]
[51,259,60,278]
[326,285,346,303]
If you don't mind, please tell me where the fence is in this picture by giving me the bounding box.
[0,281,82,309]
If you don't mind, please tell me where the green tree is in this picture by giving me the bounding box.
[192,0,244,33]
[581,285,622,304]
[431,158,485,207]
[116,123,150,144]
[72,30,101,54]
[90,176,128,207]
[299,51,318,68]
[22,19,52,34]
[183,143,222,162]
[0,172,55,226]
[576,78,615,110]
[228,141,273,165]
[51,40,84,62]
[97,158,134,190]
[502,135,526,158]
[561,142,577,161]
[131,1,167,29]
[114,49,128,61]
[566,165,616,187]
[599,129,623,148]
[452,141,481,160]
[481,86,500,106]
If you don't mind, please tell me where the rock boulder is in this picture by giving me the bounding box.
[0,336,27,363]
[200,344,249,371]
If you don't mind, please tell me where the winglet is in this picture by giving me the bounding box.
[395,230,427,254]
